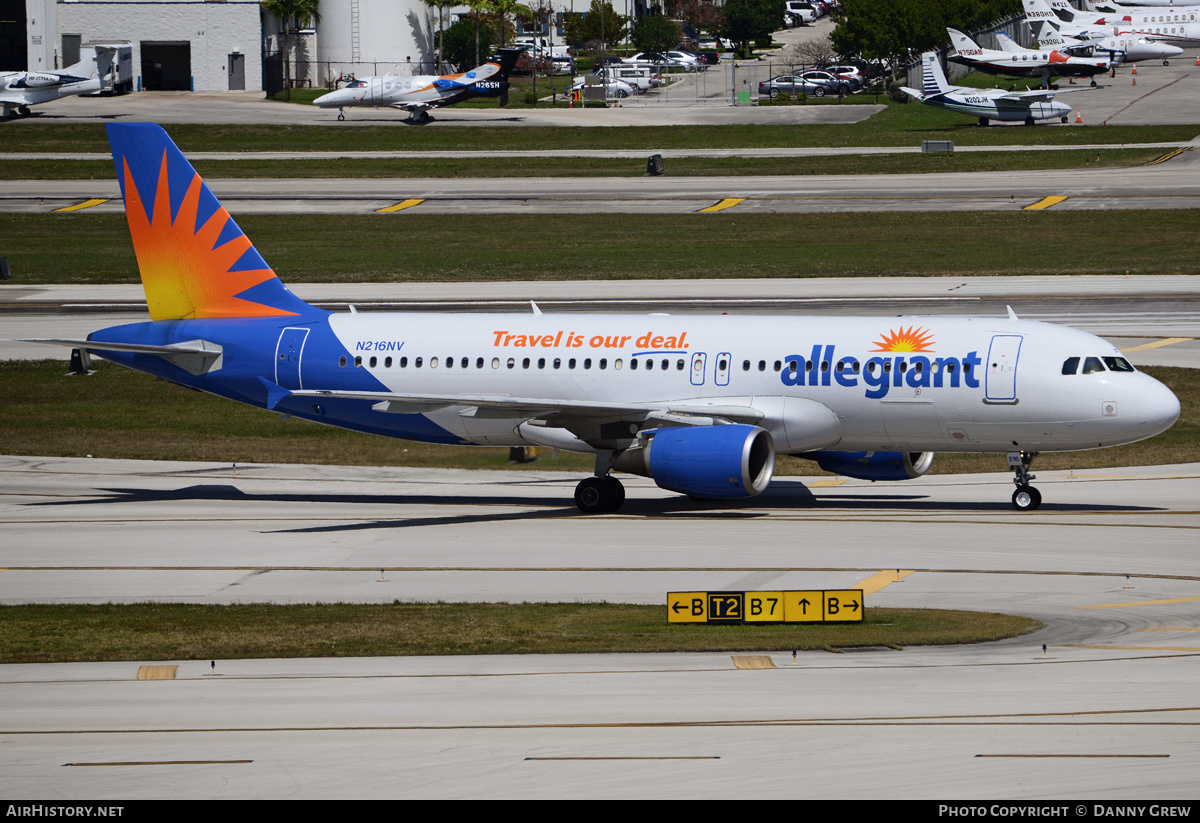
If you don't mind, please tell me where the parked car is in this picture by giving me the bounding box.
[821,64,867,88]
[594,65,658,92]
[568,76,638,99]
[785,1,818,21]
[548,56,576,76]
[758,74,823,98]
[797,69,856,95]
[626,51,702,71]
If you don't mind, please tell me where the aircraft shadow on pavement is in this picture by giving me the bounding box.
[27,479,1166,534]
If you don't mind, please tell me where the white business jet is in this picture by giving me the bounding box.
[1024,0,1184,63]
[313,47,524,124]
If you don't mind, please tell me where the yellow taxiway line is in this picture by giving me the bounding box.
[1024,195,1069,211]
[699,198,744,213]
[53,199,110,213]
[376,199,425,213]
[1079,596,1200,610]
[853,569,914,595]
[1121,337,1194,353]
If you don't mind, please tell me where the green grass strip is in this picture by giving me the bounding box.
[0,603,1041,663]
[6,211,1200,284]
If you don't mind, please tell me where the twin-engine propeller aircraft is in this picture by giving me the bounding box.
[313,47,525,123]
[901,51,1087,125]
[947,27,1112,86]
[22,125,1181,513]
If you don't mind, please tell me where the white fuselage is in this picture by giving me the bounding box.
[307,313,1179,455]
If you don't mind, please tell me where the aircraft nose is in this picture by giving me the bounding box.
[1137,376,1181,433]
[313,91,339,107]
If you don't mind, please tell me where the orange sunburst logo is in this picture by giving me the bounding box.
[870,325,936,353]
[123,150,295,321]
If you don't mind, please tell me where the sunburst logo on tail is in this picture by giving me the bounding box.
[870,325,936,353]
[108,123,310,322]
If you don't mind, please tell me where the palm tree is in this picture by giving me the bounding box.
[466,0,493,66]
[424,0,458,72]
[260,0,321,99]
[489,0,533,48]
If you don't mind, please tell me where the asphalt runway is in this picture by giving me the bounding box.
[2,455,1199,798]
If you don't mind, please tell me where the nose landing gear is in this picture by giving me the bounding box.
[1008,450,1042,510]
[337,107,345,121]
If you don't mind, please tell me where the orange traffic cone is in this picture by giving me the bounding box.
[1076,111,1082,123]
[1195,55,1199,65]
[1132,65,1137,74]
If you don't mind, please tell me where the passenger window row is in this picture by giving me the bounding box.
[337,355,701,371]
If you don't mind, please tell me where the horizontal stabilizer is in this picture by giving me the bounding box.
[18,338,224,375]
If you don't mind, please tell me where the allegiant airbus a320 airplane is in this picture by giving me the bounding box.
[26,124,1181,513]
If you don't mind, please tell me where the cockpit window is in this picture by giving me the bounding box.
[344,79,366,88]
[1103,356,1135,373]
[1061,357,1080,375]
[1081,356,1106,375]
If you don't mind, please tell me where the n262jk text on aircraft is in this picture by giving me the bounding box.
[23,125,1181,513]
[313,47,524,123]
[901,51,1088,125]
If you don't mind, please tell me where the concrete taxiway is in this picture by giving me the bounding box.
[1,456,1199,798]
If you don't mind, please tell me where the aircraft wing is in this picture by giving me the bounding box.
[998,85,1100,101]
[285,387,764,426]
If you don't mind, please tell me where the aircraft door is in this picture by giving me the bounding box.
[275,327,310,390]
[690,352,707,386]
[370,77,382,105]
[714,352,731,386]
[985,334,1022,403]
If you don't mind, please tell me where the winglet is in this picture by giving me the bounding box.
[1007,305,1020,321]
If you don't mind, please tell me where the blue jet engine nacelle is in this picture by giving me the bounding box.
[811,450,935,481]
[612,424,776,499]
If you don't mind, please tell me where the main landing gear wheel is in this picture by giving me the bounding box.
[1012,485,1042,511]
[574,475,625,514]
[1008,450,1041,511]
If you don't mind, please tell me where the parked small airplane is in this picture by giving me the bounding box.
[20,124,1181,513]
[1054,0,1200,48]
[1,48,114,118]
[313,47,525,123]
[947,27,1112,87]
[901,51,1086,125]
[1025,0,1185,63]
